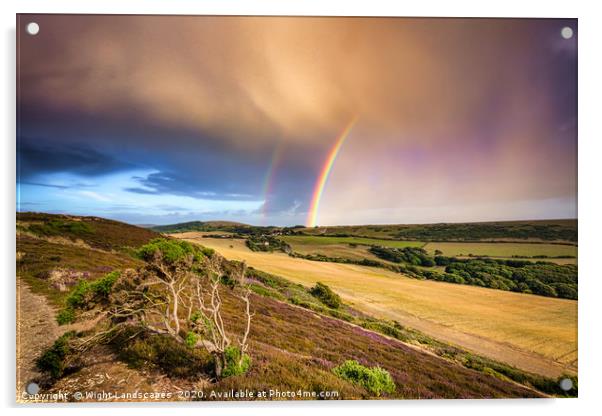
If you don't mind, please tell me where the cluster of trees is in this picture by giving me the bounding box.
[445,260,577,299]
[364,246,577,300]
[245,235,292,253]
[369,246,435,267]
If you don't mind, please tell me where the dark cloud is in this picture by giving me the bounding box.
[17,136,135,180]
[125,170,259,201]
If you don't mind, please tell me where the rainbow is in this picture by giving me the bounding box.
[261,144,283,221]
[306,117,357,227]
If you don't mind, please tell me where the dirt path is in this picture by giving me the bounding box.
[17,278,212,402]
[16,278,64,397]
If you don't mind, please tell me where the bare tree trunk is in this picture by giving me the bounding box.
[213,352,225,379]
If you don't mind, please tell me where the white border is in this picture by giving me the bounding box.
[2,1,601,415]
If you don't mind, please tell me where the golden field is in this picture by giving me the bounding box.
[176,233,577,378]
[423,241,577,258]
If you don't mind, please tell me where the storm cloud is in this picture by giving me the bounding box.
[16,15,577,225]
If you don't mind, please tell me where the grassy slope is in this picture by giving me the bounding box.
[182,235,577,378]
[17,213,158,306]
[18,212,158,251]
[16,213,543,399]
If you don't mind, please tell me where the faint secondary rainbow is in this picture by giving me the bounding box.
[306,117,357,227]
[261,144,283,222]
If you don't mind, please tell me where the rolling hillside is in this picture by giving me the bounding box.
[179,234,577,378]
[17,213,575,401]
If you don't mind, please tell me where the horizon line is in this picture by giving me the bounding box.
[16,210,577,228]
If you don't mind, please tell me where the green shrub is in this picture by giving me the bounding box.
[90,270,120,296]
[58,271,121,324]
[361,321,409,342]
[137,238,205,264]
[310,282,341,309]
[118,332,213,378]
[249,283,285,301]
[36,331,76,379]
[333,360,395,396]
[221,345,251,378]
[185,331,198,348]
[65,280,92,309]
[56,308,75,325]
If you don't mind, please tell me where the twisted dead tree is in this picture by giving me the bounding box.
[188,255,254,376]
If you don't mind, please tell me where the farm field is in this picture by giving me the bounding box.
[457,257,577,265]
[177,233,577,378]
[423,242,577,258]
[280,235,424,248]
[280,236,423,263]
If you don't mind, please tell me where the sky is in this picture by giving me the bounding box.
[17,15,577,226]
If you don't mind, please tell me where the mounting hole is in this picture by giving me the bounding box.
[26,22,40,36]
[559,377,573,391]
[561,26,573,40]
[26,382,40,395]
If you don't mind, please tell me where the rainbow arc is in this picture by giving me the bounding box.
[306,117,357,227]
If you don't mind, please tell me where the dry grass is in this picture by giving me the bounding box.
[179,233,577,378]
[287,243,383,262]
[423,242,577,258]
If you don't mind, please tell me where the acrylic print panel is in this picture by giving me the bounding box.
[16,14,577,402]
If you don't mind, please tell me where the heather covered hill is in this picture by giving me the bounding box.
[17,212,159,251]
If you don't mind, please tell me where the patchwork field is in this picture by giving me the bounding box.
[177,233,577,378]
[423,242,577,258]
[279,236,421,263]
[280,235,577,265]
[280,235,424,248]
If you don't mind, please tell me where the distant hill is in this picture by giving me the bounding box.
[152,220,252,234]
[301,219,578,243]
[17,212,159,251]
[155,218,577,242]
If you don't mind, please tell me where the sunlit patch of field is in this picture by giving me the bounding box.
[176,233,577,378]
[280,235,424,248]
[423,241,577,258]
[457,257,578,265]
[288,243,382,261]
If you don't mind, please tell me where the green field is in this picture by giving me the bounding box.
[280,235,424,248]
[423,242,577,258]
[281,235,577,266]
